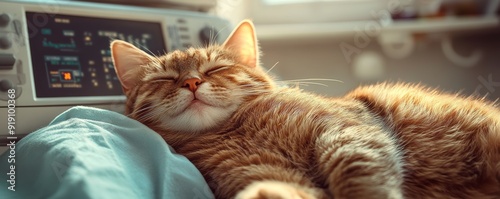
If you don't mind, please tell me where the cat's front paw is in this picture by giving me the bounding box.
[235,181,318,199]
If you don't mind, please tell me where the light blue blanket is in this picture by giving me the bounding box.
[0,106,214,199]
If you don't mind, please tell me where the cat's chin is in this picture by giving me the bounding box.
[163,103,237,133]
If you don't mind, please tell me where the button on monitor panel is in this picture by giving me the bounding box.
[26,12,166,98]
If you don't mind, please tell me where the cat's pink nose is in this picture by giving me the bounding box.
[183,78,202,92]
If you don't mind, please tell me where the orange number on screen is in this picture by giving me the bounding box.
[63,72,72,80]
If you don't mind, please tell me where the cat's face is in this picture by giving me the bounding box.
[111,20,275,133]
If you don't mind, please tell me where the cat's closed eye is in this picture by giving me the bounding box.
[150,76,177,83]
[205,66,229,76]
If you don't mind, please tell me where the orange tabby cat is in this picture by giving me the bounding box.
[110,20,500,199]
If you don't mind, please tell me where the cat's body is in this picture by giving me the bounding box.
[111,21,500,199]
[162,84,500,199]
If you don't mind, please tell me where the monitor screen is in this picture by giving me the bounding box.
[26,12,166,98]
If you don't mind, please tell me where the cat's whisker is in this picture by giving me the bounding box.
[131,42,158,57]
[239,84,267,88]
[135,109,164,124]
[235,85,270,91]
[266,62,279,74]
[209,27,216,47]
[128,103,163,120]
[277,78,344,88]
[283,78,344,83]
[231,89,274,96]
[129,104,154,115]
[128,54,162,69]
[128,109,152,120]
[142,53,163,66]
[282,81,330,87]
[152,56,164,68]
[135,113,154,123]
[212,25,231,46]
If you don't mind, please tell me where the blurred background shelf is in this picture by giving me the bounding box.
[385,16,499,32]
[256,16,500,41]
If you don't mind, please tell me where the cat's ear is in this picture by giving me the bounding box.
[111,40,153,92]
[223,20,260,68]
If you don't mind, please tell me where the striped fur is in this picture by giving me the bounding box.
[111,21,500,199]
